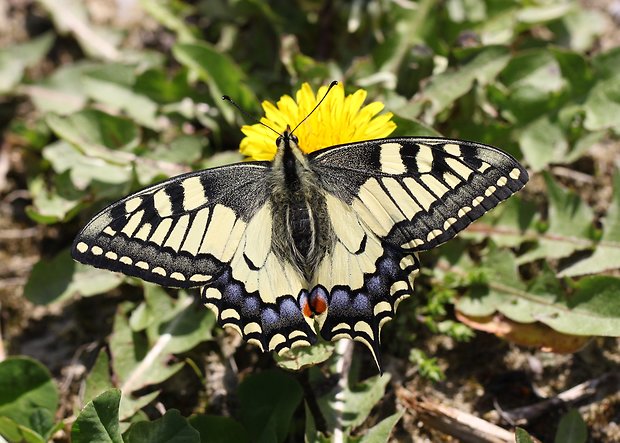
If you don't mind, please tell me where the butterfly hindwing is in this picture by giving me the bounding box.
[72,163,271,288]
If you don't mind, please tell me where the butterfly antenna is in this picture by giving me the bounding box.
[290,80,338,135]
[221,95,282,138]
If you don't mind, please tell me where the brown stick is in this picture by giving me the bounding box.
[397,387,518,443]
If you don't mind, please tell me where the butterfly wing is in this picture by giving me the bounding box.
[72,162,317,353]
[308,137,528,365]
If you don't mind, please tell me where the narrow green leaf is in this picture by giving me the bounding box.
[125,409,200,443]
[238,370,303,443]
[554,409,588,443]
[359,411,404,443]
[72,389,123,443]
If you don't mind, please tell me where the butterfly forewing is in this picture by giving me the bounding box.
[72,163,271,288]
[310,137,528,251]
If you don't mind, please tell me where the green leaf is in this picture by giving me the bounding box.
[554,409,588,443]
[419,46,510,118]
[81,74,160,129]
[173,42,258,124]
[24,249,124,305]
[109,302,185,395]
[27,61,92,114]
[238,370,303,443]
[515,427,536,443]
[359,411,404,443]
[188,415,249,443]
[46,110,140,153]
[0,357,59,437]
[83,349,114,407]
[561,171,620,276]
[26,172,84,224]
[274,341,334,371]
[43,141,133,190]
[318,374,391,431]
[584,75,620,131]
[125,409,200,443]
[562,8,606,52]
[517,174,594,264]
[0,33,54,94]
[391,115,441,137]
[72,389,123,443]
[519,116,567,172]
[458,248,620,336]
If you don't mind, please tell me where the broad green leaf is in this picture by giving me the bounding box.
[26,172,84,224]
[555,409,588,443]
[516,3,574,24]
[562,9,606,52]
[81,75,160,129]
[173,42,258,124]
[24,249,124,305]
[125,409,200,443]
[584,75,620,131]
[135,68,192,104]
[188,415,249,443]
[318,374,391,431]
[519,116,567,172]
[517,174,594,264]
[146,292,215,356]
[561,172,620,276]
[463,197,537,248]
[0,33,54,94]
[27,61,93,114]
[72,389,123,443]
[238,370,303,443]
[418,46,510,118]
[592,47,620,80]
[458,248,620,336]
[118,392,160,422]
[391,115,441,137]
[109,302,185,395]
[275,341,334,371]
[359,411,404,443]
[129,284,176,331]
[46,110,140,153]
[43,141,133,190]
[0,416,47,443]
[83,349,114,407]
[0,357,58,437]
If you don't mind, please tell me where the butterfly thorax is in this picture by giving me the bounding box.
[269,131,333,279]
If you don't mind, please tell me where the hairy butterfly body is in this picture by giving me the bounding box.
[72,126,528,370]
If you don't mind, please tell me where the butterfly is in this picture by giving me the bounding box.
[72,92,528,370]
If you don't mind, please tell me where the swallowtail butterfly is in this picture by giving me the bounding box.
[72,87,528,370]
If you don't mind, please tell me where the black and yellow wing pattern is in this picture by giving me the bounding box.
[306,137,528,365]
[72,136,528,368]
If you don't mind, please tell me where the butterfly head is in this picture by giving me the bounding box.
[276,125,299,147]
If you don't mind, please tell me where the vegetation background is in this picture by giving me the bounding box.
[1,0,619,442]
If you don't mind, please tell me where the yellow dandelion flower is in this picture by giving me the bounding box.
[239,82,397,161]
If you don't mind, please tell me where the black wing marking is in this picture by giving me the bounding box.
[72,163,271,288]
